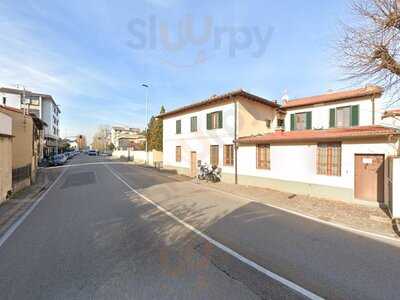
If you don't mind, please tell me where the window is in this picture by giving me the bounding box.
[266,119,271,128]
[256,144,270,169]
[175,146,181,162]
[190,116,197,132]
[317,143,341,176]
[207,111,223,130]
[210,145,219,166]
[277,119,285,128]
[224,145,234,166]
[330,105,359,128]
[290,112,312,131]
[2,97,6,105]
[176,120,181,134]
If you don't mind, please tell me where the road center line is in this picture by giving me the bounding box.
[0,167,69,249]
[104,163,324,300]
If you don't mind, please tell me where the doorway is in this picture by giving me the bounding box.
[190,152,197,177]
[354,154,385,203]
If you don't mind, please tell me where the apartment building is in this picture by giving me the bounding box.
[111,126,145,150]
[160,86,400,207]
[0,87,61,157]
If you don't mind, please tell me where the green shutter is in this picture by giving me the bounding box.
[306,112,312,130]
[351,105,359,126]
[218,111,223,128]
[176,120,181,134]
[207,113,211,130]
[329,108,336,128]
[290,114,295,131]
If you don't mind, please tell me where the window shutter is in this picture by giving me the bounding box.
[207,113,211,130]
[218,111,223,128]
[351,105,359,126]
[329,108,336,128]
[306,112,312,130]
[290,114,295,131]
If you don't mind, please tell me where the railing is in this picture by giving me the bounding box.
[12,164,31,183]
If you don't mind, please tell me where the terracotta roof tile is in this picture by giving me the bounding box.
[158,89,279,118]
[382,108,400,118]
[238,126,399,144]
[282,86,383,109]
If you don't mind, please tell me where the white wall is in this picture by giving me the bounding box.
[163,102,236,172]
[392,157,400,218]
[0,112,12,136]
[284,96,381,130]
[42,99,60,138]
[237,141,397,191]
[2,92,21,109]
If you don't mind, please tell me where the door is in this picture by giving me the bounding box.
[355,154,384,203]
[190,152,197,177]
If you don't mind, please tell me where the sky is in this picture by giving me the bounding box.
[0,0,389,142]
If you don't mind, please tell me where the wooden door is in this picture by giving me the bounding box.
[190,152,197,177]
[355,154,384,203]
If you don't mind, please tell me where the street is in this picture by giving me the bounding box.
[0,154,399,299]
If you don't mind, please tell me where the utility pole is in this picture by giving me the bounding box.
[142,84,150,165]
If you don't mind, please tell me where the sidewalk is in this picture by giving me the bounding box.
[133,164,399,240]
[0,168,60,237]
[196,180,399,240]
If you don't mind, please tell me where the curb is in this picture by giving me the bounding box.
[393,219,400,237]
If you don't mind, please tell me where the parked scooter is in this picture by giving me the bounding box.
[197,163,221,183]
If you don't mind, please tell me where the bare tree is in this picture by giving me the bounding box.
[337,0,400,105]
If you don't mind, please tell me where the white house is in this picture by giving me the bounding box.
[0,111,12,203]
[0,87,61,157]
[161,90,281,177]
[160,86,400,208]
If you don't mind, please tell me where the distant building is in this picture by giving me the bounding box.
[0,86,61,158]
[111,126,145,150]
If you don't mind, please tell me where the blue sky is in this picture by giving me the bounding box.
[0,0,377,141]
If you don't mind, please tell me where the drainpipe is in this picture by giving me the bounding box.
[234,98,238,185]
[372,96,376,125]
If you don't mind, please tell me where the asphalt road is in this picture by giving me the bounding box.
[0,154,399,299]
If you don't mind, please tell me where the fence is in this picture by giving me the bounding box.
[112,150,163,167]
[12,164,31,183]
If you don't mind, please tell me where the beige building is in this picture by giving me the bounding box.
[0,106,46,192]
[0,111,12,203]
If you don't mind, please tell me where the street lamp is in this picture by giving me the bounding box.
[141,84,150,165]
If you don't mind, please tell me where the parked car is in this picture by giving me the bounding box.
[88,150,97,156]
[48,154,67,166]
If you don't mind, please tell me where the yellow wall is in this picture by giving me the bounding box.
[2,110,34,169]
[238,97,277,137]
[0,136,12,203]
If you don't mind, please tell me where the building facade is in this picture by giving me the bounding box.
[0,87,60,158]
[0,111,12,203]
[160,87,400,207]
[0,106,46,192]
[111,126,145,150]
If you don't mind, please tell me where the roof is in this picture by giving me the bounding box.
[382,108,400,119]
[158,89,279,118]
[282,86,383,109]
[0,105,25,114]
[238,125,400,144]
[0,87,60,113]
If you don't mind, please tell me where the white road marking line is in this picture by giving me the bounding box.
[190,182,400,245]
[104,163,324,300]
[0,167,69,249]
[128,164,400,244]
